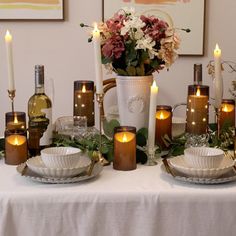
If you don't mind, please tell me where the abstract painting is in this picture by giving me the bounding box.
[0,0,64,20]
[103,0,205,55]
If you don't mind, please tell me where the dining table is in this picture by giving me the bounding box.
[1,157,236,236]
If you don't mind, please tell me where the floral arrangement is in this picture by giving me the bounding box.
[99,8,180,76]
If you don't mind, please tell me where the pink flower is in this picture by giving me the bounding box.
[102,35,125,59]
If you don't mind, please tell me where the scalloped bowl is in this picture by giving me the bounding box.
[184,147,224,169]
[41,147,82,168]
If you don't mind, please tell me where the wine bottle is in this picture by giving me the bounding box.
[28,65,52,156]
[193,63,202,85]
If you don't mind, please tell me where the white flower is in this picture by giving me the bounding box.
[135,36,157,59]
[121,16,145,38]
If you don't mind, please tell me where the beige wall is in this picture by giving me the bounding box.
[0,0,236,135]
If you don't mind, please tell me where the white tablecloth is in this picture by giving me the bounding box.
[1,158,236,236]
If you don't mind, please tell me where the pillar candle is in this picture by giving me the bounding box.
[5,30,15,91]
[186,85,209,135]
[5,112,26,131]
[93,23,103,94]
[5,134,28,165]
[148,80,158,153]
[73,80,94,126]
[155,106,172,150]
[113,126,136,171]
[214,44,223,109]
[219,99,235,130]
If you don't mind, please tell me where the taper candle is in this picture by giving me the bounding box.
[148,80,158,153]
[5,30,15,91]
[214,44,223,109]
[93,23,103,94]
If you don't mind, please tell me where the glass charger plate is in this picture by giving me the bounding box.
[16,162,103,184]
[161,164,236,184]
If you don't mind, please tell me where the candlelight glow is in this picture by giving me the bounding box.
[196,88,201,96]
[82,85,86,93]
[122,133,128,142]
[151,80,158,93]
[14,136,19,145]
[14,114,18,124]
[5,30,12,42]
[115,132,135,143]
[214,44,221,56]
[93,23,99,34]
[222,104,234,112]
[156,110,170,120]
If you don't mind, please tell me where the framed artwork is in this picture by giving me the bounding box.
[102,0,205,55]
[0,0,64,20]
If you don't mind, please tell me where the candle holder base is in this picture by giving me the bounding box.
[137,145,158,166]
[98,152,110,166]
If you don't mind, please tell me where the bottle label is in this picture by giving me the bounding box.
[40,108,52,146]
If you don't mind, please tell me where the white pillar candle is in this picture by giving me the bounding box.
[148,80,158,153]
[5,30,15,91]
[214,44,223,109]
[93,23,103,94]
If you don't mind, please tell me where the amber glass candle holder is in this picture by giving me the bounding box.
[155,105,172,150]
[186,85,209,135]
[219,99,235,131]
[5,112,28,165]
[113,126,136,171]
[73,80,94,127]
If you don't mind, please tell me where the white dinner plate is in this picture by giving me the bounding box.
[161,163,236,185]
[26,155,91,178]
[169,155,235,178]
[16,162,103,184]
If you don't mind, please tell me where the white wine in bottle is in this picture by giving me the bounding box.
[28,65,52,156]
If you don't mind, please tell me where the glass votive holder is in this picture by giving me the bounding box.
[155,105,172,150]
[73,116,87,137]
[186,85,209,135]
[113,126,136,171]
[219,99,235,131]
[5,111,28,165]
[73,80,94,127]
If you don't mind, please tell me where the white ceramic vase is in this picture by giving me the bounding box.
[116,75,153,130]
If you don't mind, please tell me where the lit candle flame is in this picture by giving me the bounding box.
[82,85,86,93]
[160,112,164,119]
[93,22,99,33]
[214,44,221,56]
[196,88,201,96]
[13,114,18,124]
[14,136,19,145]
[222,105,228,112]
[5,30,12,42]
[122,133,128,142]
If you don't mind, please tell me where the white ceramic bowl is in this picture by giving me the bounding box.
[184,147,224,169]
[27,155,91,178]
[41,147,82,168]
[169,155,234,178]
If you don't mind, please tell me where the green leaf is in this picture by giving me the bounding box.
[136,128,148,147]
[136,64,145,76]
[116,68,128,76]
[126,66,136,76]
[150,59,159,69]
[103,119,120,138]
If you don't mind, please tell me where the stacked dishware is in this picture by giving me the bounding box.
[168,147,235,179]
